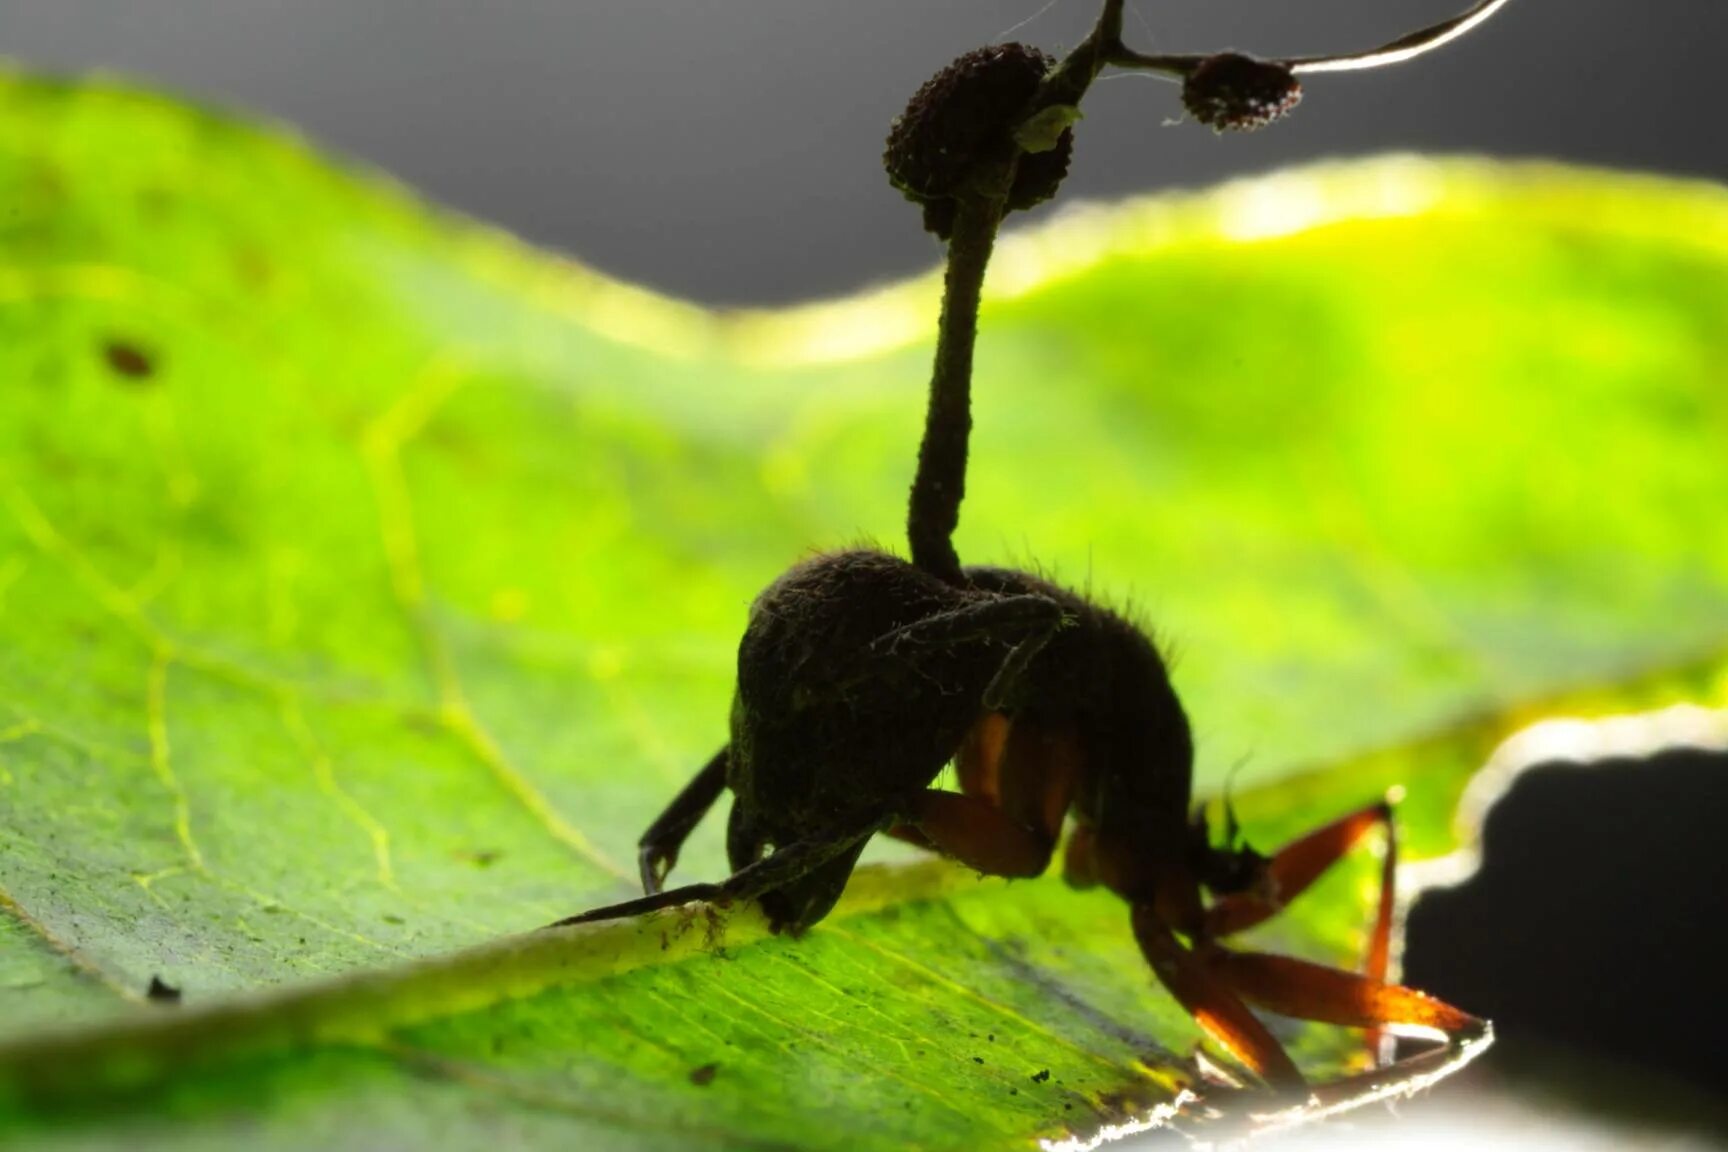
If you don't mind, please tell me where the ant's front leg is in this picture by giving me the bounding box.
[1196,944,1483,1060]
[1198,800,1483,1070]
[1204,801,1396,969]
[904,789,1057,877]
[1133,905,1484,1096]
[1132,908,1307,1093]
[1203,800,1397,1053]
[901,711,1081,876]
[637,746,730,894]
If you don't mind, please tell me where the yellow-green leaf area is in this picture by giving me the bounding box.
[1,72,1726,1149]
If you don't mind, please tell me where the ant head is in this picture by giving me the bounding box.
[1190,778,1273,898]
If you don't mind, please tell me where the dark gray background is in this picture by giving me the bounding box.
[5,0,1727,1133]
[3,0,1724,304]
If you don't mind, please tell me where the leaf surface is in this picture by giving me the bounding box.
[1,74,1726,1148]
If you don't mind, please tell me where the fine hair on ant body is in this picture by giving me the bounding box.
[555,0,1510,1094]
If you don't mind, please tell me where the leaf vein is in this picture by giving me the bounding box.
[360,354,626,881]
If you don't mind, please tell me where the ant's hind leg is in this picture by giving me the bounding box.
[546,881,729,929]
[638,746,730,895]
[548,829,869,931]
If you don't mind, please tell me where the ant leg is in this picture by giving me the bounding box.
[1201,945,1484,1056]
[1203,800,1397,1057]
[1131,906,1306,1093]
[905,713,1076,875]
[546,882,728,929]
[1204,800,1393,943]
[882,714,1002,851]
[956,711,1010,798]
[882,824,938,851]
[547,830,867,930]
[637,746,730,895]
[992,716,1081,844]
[909,789,1056,877]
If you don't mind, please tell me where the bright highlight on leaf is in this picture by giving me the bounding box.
[1,70,1726,1149]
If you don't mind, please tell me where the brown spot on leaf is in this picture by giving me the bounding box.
[233,246,273,289]
[102,339,157,383]
[138,186,176,220]
[26,161,67,204]
[688,1062,719,1087]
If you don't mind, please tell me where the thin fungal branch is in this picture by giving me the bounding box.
[1287,0,1516,74]
[1106,0,1517,78]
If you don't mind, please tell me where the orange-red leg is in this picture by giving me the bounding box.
[1135,912,1483,1093]
[1203,947,1484,1043]
[882,823,938,851]
[1137,799,1479,1091]
[1132,907,1305,1093]
[1204,800,1398,1058]
[956,711,1010,802]
[910,789,1055,877]
[890,711,1076,879]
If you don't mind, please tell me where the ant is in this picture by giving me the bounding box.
[554,0,1508,1093]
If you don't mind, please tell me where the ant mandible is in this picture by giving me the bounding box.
[555,0,1510,1093]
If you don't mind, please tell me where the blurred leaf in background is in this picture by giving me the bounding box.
[0,73,1725,1149]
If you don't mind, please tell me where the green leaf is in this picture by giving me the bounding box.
[2,71,1726,1149]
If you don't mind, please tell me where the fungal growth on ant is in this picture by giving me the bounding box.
[556,0,1514,1098]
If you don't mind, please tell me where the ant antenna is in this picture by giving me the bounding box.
[892,0,1515,582]
[1219,758,1250,848]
